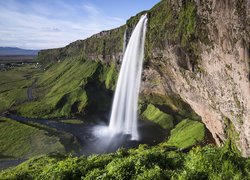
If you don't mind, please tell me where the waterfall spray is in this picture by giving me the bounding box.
[109,14,148,140]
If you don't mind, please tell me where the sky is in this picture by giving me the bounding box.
[0,0,160,50]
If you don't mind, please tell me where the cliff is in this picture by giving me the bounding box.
[31,0,250,156]
[144,0,250,157]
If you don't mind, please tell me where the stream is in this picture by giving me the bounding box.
[5,114,167,153]
[2,114,167,160]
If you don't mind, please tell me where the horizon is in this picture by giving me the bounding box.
[0,0,160,50]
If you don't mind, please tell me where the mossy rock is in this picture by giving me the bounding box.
[165,119,205,149]
[142,104,174,130]
[141,93,201,122]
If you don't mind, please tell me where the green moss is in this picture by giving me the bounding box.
[141,93,201,121]
[126,11,147,28]
[223,117,241,155]
[105,63,118,90]
[146,0,211,70]
[0,117,65,158]
[174,2,197,47]
[146,0,174,54]
[142,104,174,129]
[0,88,27,112]
[165,119,205,149]
[98,62,118,90]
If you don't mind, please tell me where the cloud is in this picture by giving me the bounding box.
[0,0,125,50]
[82,4,100,15]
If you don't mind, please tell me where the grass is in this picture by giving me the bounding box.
[103,63,118,90]
[60,119,84,124]
[0,117,65,159]
[141,93,201,122]
[0,89,27,112]
[0,145,249,179]
[142,104,174,129]
[15,55,117,118]
[165,119,205,149]
[0,64,37,112]
[15,57,99,118]
[22,121,81,155]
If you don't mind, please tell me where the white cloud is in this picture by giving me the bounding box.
[82,4,100,15]
[0,0,125,50]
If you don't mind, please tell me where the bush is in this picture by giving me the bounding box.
[1,145,249,179]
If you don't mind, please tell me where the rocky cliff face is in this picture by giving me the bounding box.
[38,0,249,156]
[143,0,250,156]
[38,26,125,65]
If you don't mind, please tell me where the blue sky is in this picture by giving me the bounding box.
[0,0,160,50]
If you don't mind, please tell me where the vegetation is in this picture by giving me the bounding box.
[164,119,205,149]
[0,145,249,179]
[0,117,65,159]
[140,93,201,122]
[14,55,117,118]
[142,104,174,129]
[60,119,84,124]
[144,0,211,71]
[0,65,36,112]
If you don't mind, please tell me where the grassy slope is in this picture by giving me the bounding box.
[141,104,205,148]
[0,117,65,159]
[0,145,249,179]
[142,104,174,129]
[0,65,36,112]
[164,119,205,149]
[15,56,117,118]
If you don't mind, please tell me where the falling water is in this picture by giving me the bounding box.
[109,14,148,140]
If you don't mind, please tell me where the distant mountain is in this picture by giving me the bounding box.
[0,47,39,56]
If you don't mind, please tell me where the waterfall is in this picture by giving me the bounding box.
[109,14,148,140]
